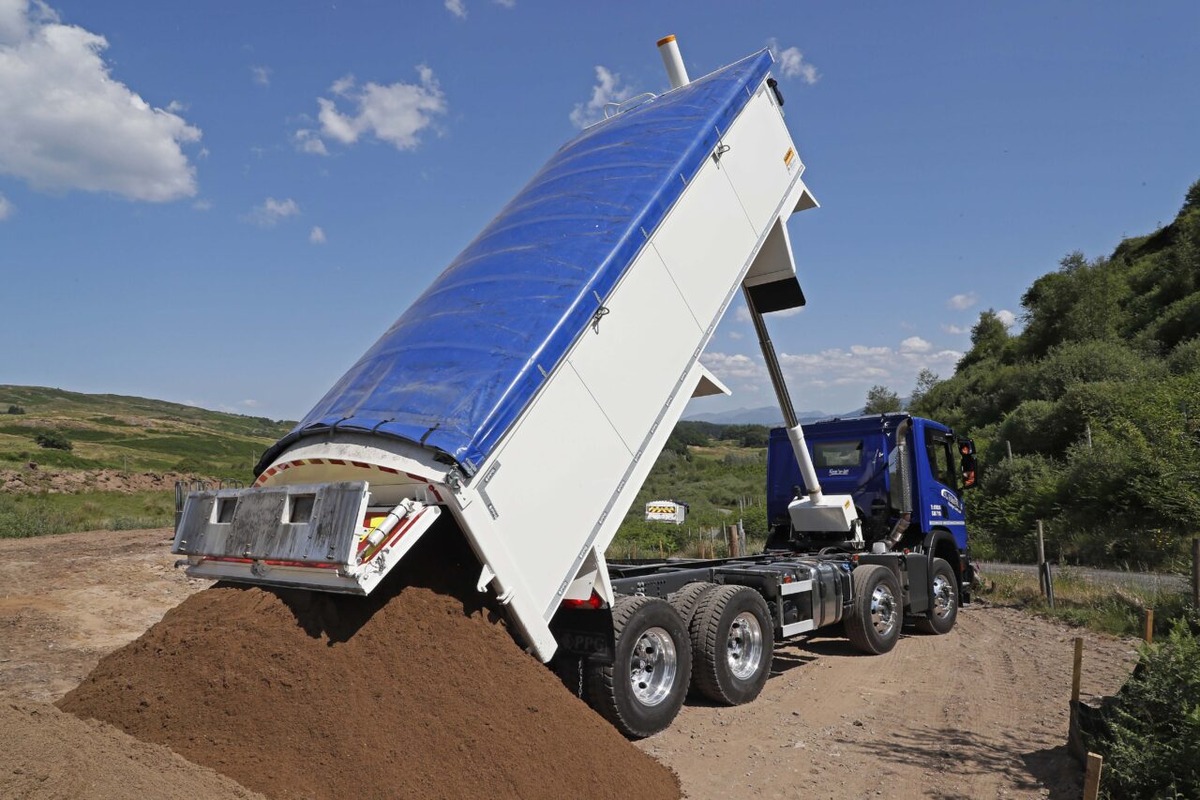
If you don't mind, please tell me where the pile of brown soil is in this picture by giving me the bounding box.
[59,524,680,800]
[1,702,264,800]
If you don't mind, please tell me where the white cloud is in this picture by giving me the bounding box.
[767,38,819,85]
[778,342,962,395]
[245,196,299,227]
[251,65,271,87]
[570,65,633,129]
[941,323,969,335]
[700,352,766,383]
[728,330,744,340]
[192,198,211,211]
[947,292,979,310]
[494,0,516,7]
[293,129,328,156]
[298,66,447,153]
[702,336,962,410]
[0,0,201,201]
[309,225,326,244]
[0,191,12,219]
[444,0,466,18]
[996,309,1017,327]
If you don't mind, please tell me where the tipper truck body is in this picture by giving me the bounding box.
[173,38,975,738]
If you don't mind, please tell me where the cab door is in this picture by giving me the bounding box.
[915,423,967,549]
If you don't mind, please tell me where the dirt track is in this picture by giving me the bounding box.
[0,528,1139,799]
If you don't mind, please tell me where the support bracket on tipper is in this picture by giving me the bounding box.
[172,481,441,595]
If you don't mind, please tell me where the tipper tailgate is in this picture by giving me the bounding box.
[172,481,441,595]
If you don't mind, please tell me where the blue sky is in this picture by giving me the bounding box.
[2,1,1198,422]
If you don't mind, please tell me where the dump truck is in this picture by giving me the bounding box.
[173,37,975,739]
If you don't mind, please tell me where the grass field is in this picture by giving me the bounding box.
[0,490,174,538]
[0,385,292,480]
[979,566,1195,639]
[0,385,292,539]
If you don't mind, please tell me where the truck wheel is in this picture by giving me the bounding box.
[586,595,691,739]
[689,585,774,705]
[667,581,717,627]
[845,565,902,655]
[915,558,958,635]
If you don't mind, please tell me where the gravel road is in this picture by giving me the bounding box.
[0,529,1140,799]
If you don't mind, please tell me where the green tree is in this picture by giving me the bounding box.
[957,309,1011,369]
[35,431,73,451]
[908,368,940,410]
[863,385,901,414]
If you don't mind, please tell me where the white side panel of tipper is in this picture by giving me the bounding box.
[720,83,800,231]
[473,365,633,609]
[650,157,758,330]
[567,246,703,451]
[459,78,811,648]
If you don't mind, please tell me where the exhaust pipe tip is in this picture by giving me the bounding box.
[657,34,690,89]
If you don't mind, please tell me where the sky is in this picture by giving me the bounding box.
[1,0,1198,422]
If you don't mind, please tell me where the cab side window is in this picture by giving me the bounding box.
[924,430,955,489]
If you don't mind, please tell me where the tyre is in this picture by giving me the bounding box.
[915,557,958,635]
[585,595,691,739]
[667,581,717,627]
[689,585,774,705]
[845,564,903,655]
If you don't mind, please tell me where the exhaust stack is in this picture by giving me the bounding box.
[657,35,690,89]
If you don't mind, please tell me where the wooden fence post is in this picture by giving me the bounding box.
[1192,538,1199,611]
[1072,637,1083,704]
[1036,520,1054,607]
[1144,608,1154,643]
[1083,752,1104,800]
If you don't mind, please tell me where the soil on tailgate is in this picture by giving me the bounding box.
[57,524,681,800]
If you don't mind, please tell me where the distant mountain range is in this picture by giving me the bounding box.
[683,405,857,426]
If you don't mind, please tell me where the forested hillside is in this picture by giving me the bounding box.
[911,180,1200,568]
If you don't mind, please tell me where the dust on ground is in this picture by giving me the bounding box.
[0,528,1138,799]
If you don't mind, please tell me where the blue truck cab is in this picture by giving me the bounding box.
[766,413,977,603]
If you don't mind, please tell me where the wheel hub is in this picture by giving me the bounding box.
[726,611,764,680]
[931,574,955,619]
[628,626,678,707]
[870,584,898,637]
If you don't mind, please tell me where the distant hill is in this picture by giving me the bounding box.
[684,405,835,426]
[0,385,295,481]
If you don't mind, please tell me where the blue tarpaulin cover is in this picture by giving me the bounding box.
[258,50,774,476]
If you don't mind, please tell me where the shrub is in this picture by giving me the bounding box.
[1091,619,1200,799]
[34,431,73,451]
[7,405,25,414]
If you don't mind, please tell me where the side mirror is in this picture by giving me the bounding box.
[958,439,978,489]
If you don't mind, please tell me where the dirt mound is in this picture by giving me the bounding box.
[1,466,202,494]
[0,702,264,800]
[58,525,680,800]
